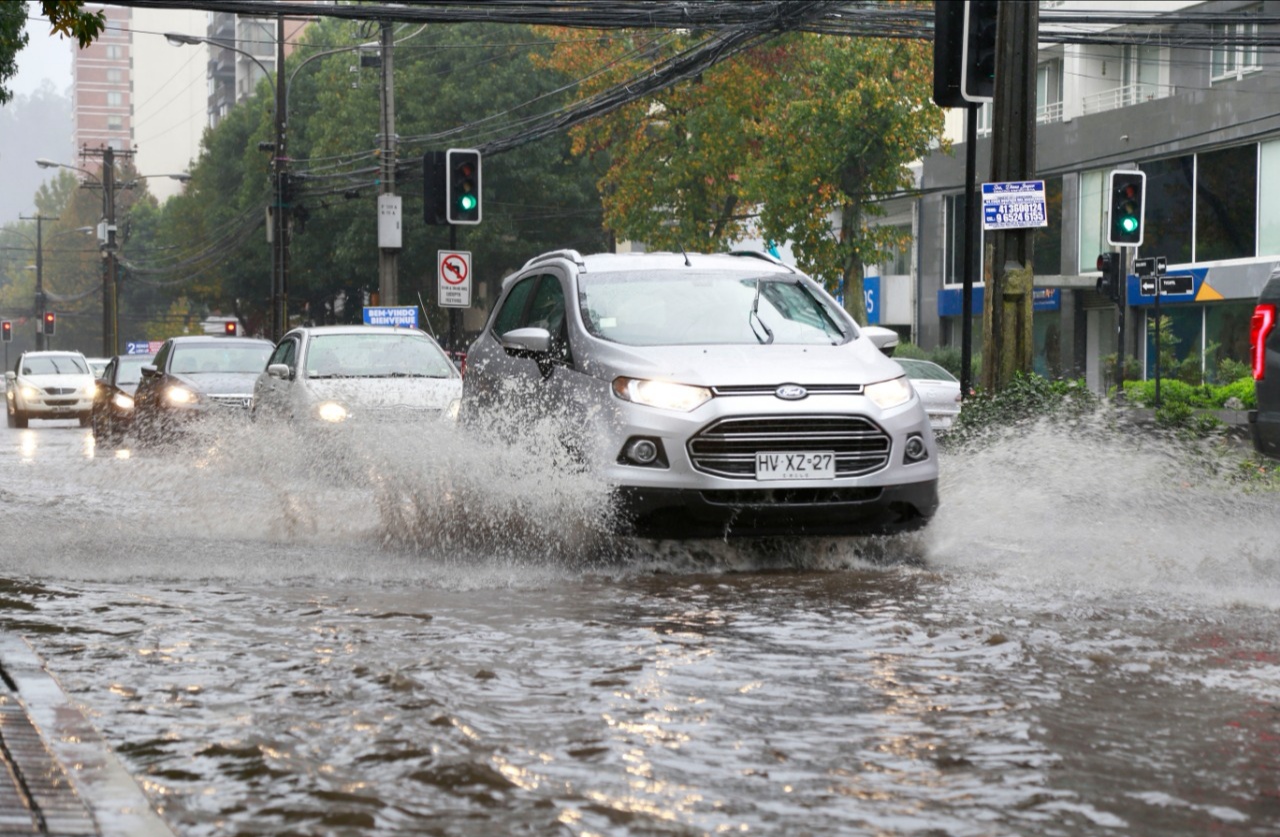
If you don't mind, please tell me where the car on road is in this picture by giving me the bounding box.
[133,335,273,440]
[86,357,110,379]
[462,248,939,538]
[896,358,962,433]
[1250,268,1280,457]
[90,353,155,444]
[253,325,462,424]
[5,351,96,428]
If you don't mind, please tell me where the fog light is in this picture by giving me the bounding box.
[626,438,659,465]
[904,434,928,463]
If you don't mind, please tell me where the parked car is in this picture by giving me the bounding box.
[5,351,96,428]
[90,353,155,444]
[462,248,938,538]
[896,358,962,433]
[1250,269,1280,457]
[253,325,462,424]
[133,335,273,440]
[86,357,110,379]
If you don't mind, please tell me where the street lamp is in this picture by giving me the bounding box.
[166,27,288,341]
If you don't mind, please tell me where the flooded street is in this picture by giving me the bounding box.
[0,417,1277,835]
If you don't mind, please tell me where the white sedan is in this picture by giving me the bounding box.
[897,358,962,433]
[253,325,462,425]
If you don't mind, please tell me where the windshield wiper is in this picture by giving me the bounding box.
[749,276,775,345]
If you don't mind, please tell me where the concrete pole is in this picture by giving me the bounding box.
[378,20,398,306]
[982,1,1039,392]
[272,14,288,341]
[102,146,118,356]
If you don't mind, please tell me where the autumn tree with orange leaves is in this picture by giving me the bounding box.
[538,27,945,324]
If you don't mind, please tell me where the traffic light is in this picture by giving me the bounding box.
[1096,253,1121,303]
[961,0,998,103]
[1108,170,1146,247]
[424,151,447,226]
[224,321,238,336]
[932,1,968,108]
[43,312,55,336]
[446,148,481,225]
[1,321,10,343]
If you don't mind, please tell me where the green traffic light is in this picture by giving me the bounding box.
[1120,216,1139,234]
[459,194,477,212]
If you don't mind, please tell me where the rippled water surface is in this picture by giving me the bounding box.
[0,415,1277,835]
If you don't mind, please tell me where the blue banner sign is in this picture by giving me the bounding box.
[363,306,419,328]
[864,275,880,325]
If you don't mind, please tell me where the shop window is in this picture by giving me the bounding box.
[1033,177,1063,275]
[945,193,977,285]
[1079,169,1106,272]
[1139,155,1193,265]
[1258,140,1280,256]
[1196,144,1256,262]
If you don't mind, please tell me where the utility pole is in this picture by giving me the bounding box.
[19,213,58,351]
[981,2,1038,392]
[272,13,289,341]
[377,20,399,307]
[81,145,133,356]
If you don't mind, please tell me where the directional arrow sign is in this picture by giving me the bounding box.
[1160,273,1194,295]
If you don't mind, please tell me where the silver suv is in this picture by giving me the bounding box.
[462,249,939,538]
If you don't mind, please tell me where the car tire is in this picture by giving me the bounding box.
[12,409,27,429]
[79,412,91,428]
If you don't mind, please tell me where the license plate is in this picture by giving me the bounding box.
[755,451,836,481]
[50,406,71,413]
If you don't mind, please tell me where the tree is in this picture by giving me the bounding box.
[541,26,945,324]
[0,1,105,104]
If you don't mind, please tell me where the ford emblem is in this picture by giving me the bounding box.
[775,384,808,401]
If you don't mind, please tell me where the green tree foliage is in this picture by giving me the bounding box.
[0,1,105,104]
[143,20,608,339]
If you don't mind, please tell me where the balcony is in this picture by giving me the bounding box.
[1037,100,1064,124]
[1081,82,1175,115]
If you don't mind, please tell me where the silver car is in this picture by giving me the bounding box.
[5,351,96,428]
[897,358,962,433]
[253,325,462,424]
[462,249,939,538]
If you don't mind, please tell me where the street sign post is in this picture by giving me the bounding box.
[981,180,1048,230]
[437,250,472,308]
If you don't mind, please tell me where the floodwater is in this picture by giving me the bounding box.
[0,413,1277,836]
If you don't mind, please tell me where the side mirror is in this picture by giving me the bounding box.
[4,372,13,383]
[267,363,291,380]
[500,327,552,357]
[140,365,158,378]
[862,326,899,357]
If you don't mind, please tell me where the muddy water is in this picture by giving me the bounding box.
[0,416,1277,835]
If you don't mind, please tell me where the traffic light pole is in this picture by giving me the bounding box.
[1115,247,1127,393]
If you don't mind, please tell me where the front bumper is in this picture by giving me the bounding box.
[613,478,939,538]
[11,392,92,418]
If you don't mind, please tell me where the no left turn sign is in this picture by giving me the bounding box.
[437,250,472,308]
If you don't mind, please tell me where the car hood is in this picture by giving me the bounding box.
[583,340,904,387]
[303,377,462,409]
[17,372,94,391]
[173,372,261,395]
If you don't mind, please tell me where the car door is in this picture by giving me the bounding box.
[93,357,117,433]
[134,340,172,423]
[465,273,542,414]
[254,336,299,419]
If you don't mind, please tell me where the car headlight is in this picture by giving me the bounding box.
[864,376,912,410]
[165,385,197,405]
[612,377,713,412]
[316,401,348,423]
[20,386,39,401]
[441,398,461,422]
[112,392,134,411]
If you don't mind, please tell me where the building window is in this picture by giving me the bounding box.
[1196,144,1256,262]
[107,115,123,130]
[945,193,980,285]
[1212,8,1261,81]
[107,68,122,83]
[976,102,992,135]
[1032,177,1063,275]
[1079,169,1106,272]
[1259,140,1280,256]
[1139,155,1194,265]
[107,91,122,106]
[878,224,911,276]
[105,44,123,60]
[1036,59,1063,123]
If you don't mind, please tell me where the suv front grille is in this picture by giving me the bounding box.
[688,415,891,479]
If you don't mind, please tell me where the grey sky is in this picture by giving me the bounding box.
[10,1,74,99]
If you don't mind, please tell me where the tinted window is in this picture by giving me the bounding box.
[1197,144,1256,262]
[169,344,272,374]
[303,333,457,378]
[897,359,957,383]
[1140,155,1193,264]
[115,356,153,385]
[268,338,297,369]
[579,271,848,347]
[493,276,538,337]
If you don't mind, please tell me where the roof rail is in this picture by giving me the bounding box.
[522,249,587,272]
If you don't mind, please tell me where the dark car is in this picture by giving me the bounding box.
[1250,270,1280,457]
[90,353,155,445]
[133,336,273,441]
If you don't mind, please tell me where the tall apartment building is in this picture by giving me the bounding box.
[70,4,132,158]
[207,12,310,130]
[874,0,1277,393]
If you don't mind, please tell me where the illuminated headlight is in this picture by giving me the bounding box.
[612,377,712,412]
[20,386,39,401]
[864,376,912,410]
[112,392,135,411]
[316,401,348,423]
[165,385,197,405]
[441,398,461,422]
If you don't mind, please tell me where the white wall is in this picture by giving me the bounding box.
[131,8,207,202]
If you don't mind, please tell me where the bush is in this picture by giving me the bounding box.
[946,372,1097,446]
[1122,376,1256,410]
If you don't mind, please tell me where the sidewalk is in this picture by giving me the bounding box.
[0,635,173,837]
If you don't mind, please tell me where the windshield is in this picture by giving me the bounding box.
[303,333,458,379]
[170,344,272,374]
[896,359,958,383]
[116,356,154,386]
[579,270,848,346]
[21,355,89,375]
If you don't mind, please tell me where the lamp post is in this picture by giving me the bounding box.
[36,158,189,354]
[167,25,288,341]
